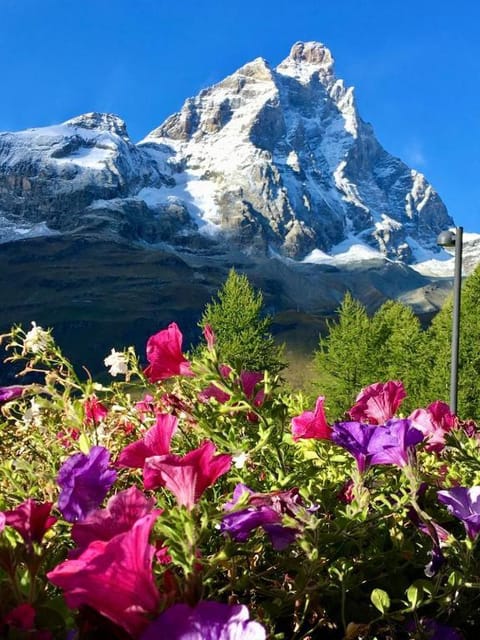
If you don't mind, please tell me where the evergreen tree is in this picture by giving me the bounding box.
[199,268,285,374]
[313,292,373,418]
[369,299,426,412]
[424,264,480,419]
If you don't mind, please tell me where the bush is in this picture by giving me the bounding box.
[0,322,479,639]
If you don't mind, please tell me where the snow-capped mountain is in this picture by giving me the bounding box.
[1,41,476,275]
[139,41,458,265]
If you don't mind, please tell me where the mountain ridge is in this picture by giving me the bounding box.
[0,41,479,384]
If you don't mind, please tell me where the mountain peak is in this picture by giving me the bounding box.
[286,41,334,67]
[62,112,130,139]
[276,41,335,84]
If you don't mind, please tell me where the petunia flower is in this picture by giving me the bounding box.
[221,484,303,550]
[3,499,57,547]
[83,395,108,426]
[140,600,266,640]
[71,486,158,553]
[118,413,178,468]
[437,486,480,539]
[104,348,128,377]
[23,321,51,355]
[331,421,378,473]
[143,440,232,510]
[348,380,406,424]
[367,418,424,468]
[203,323,216,350]
[3,603,36,631]
[57,446,117,522]
[0,385,24,405]
[144,322,193,382]
[47,513,161,637]
[291,396,331,441]
[409,401,456,452]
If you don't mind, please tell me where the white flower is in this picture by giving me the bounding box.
[23,399,43,428]
[232,452,248,469]
[104,348,129,377]
[23,322,50,355]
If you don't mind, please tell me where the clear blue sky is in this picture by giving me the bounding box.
[1,0,479,231]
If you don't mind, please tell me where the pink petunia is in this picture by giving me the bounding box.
[83,395,108,425]
[47,513,161,637]
[144,323,193,383]
[71,486,158,552]
[144,440,232,510]
[409,401,456,452]
[348,380,407,425]
[291,396,331,441]
[118,413,178,468]
[4,603,36,631]
[3,499,57,547]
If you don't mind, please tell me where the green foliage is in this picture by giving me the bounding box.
[2,321,480,638]
[314,293,375,417]
[198,268,285,374]
[314,295,429,417]
[423,264,480,420]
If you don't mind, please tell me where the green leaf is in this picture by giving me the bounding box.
[370,588,390,614]
[78,432,91,454]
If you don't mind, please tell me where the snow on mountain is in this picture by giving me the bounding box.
[0,42,479,276]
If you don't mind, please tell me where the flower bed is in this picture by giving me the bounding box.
[1,322,479,639]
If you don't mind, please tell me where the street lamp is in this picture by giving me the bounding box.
[437,227,463,414]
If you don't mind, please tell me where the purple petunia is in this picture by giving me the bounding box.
[331,419,424,472]
[221,484,302,551]
[331,421,378,473]
[0,385,24,405]
[57,446,117,522]
[437,486,480,540]
[368,418,424,468]
[140,601,266,640]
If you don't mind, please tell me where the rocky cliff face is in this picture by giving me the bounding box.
[140,41,453,262]
[0,41,456,266]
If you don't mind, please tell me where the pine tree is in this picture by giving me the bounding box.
[313,292,373,418]
[369,299,426,412]
[424,264,480,419]
[199,268,285,374]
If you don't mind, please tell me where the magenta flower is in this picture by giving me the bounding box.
[3,499,57,547]
[239,371,264,405]
[0,385,24,404]
[367,418,424,468]
[221,484,303,550]
[83,395,108,425]
[57,446,117,522]
[3,603,36,631]
[0,511,5,533]
[143,440,232,509]
[144,322,193,382]
[291,396,331,441]
[118,413,178,468]
[71,486,158,552]
[437,486,480,539]
[409,401,456,452]
[348,380,407,424]
[203,323,216,350]
[47,513,161,637]
[141,601,266,640]
[198,384,231,404]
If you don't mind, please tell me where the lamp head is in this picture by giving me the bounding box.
[437,230,456,248]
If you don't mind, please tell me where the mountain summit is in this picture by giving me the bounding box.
[0,41,455,267]
[140,40,453,262]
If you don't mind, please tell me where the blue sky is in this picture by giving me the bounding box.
[1,0,479,231]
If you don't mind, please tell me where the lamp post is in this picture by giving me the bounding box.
[436,227,463,415]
